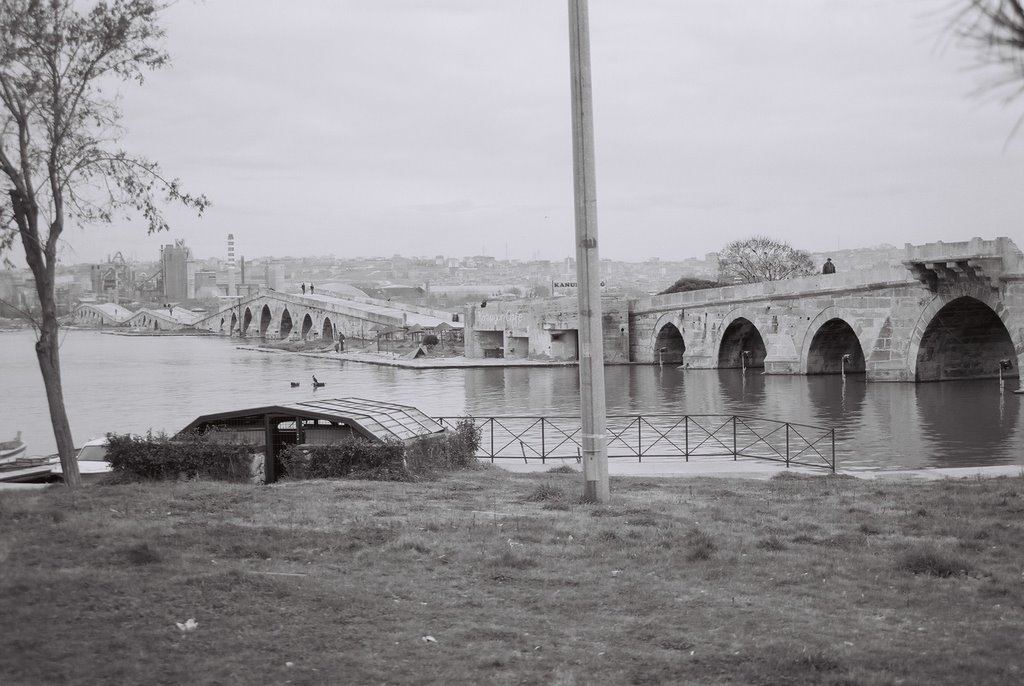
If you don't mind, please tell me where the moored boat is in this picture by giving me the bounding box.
[0,431,26,464]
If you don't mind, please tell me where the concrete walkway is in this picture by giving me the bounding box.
[4,461,1019,491]
[490,457,1024,481]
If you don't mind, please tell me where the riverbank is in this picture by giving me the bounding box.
[3,468,1022,685]
[237,344,580,368]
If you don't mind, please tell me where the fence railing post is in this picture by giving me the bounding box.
[541,418,546,464]
[785,423,790,468]
[831,429,836,473]
[685,415,689,462]
[733,416,737,461]
[490,418,494,463]
[637,417,642,463]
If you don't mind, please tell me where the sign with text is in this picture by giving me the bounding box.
[552,279,606,296]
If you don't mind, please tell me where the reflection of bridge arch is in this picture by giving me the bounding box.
[910,294,1019,381]
[799,307,872,375]
[301,313,313,341]
[718,316,767,369]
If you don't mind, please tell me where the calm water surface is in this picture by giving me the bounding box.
[2,329,1021,471]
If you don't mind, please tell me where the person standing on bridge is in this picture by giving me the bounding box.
[310,283,315,294]
[301,283,306,295]
[822,258,836,274]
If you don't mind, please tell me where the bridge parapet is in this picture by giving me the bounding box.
[901,237,1023,292]
[632,264,911,313]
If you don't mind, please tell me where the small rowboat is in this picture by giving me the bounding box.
[0,431,26,464]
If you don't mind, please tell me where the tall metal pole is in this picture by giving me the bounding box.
[568,0,609,502]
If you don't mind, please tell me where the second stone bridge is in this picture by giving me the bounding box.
[465,237,1023,383]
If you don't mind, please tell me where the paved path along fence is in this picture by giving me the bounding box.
[435,414,836,472]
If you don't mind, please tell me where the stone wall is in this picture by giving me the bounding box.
[464,297,630,362]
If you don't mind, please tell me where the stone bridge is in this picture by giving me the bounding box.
[192,291,460,344]
[630,238,1024,382]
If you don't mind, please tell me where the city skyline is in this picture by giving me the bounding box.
[8,1,1024,268]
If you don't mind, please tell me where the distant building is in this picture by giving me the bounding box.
[161,240,193,301]
[264,262,285,291]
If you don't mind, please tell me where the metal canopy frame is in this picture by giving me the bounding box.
[178,396,444,443]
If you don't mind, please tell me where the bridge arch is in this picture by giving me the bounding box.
[218,317,225,333]
[280,309,293,340]
[301,313,313,341]
[647,312,685,363]
[654,321,685,364]
[805,318,865,375]
[229,312,237,335]
[322,316,334,342]
[717,316,767,369]
[259,304,272,337]
[909,294,1020,381]
[241,307,253,336]
[799,307,870,375]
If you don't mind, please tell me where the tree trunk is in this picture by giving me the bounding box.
[35,309,81,488]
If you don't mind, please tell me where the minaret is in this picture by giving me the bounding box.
[227,233,236,296]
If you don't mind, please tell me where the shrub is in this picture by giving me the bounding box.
[896,547,971,578]
[281,438,409,481]
[279,418,481,482]
[405,417,482,474]
[105,432,259,482]
[686,527,717,560]
[422,333,439,346]
[525,482,564,502]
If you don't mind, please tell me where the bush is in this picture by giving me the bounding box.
[282,417,482,481]
[422,333,439,346]
[105,432,260,482]
[896,547,971,578]
[280,438,409,481]
[405,417,482,474]
[685,527,717,560]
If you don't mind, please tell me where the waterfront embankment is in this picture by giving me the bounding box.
[238,344,579,369]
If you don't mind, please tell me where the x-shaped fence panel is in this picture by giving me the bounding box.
[435,415,835,472]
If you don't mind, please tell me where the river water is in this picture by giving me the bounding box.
[2,329,1021,471]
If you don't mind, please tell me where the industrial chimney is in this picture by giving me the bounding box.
[227,233,236,297]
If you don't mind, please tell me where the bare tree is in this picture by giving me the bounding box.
[0,0,208,487]
[717,236,816,284]
[949,2,1024,118]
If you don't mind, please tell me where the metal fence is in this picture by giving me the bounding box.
[434,414,835,472]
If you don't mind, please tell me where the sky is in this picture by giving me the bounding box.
[42,0,1024,265]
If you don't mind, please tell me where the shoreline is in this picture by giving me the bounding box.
[5,463,1020,492]
[236,345,581,369]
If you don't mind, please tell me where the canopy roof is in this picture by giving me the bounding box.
[179,397,444,443]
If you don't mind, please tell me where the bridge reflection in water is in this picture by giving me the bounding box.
[462,365,1022,471]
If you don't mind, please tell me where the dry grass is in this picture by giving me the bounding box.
[2,469,1023,685]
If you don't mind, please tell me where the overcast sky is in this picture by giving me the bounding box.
[50,0,1024,265]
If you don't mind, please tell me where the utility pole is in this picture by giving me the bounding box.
[568,0,609,502]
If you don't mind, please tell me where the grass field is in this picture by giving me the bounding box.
[2,467,1022,685]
